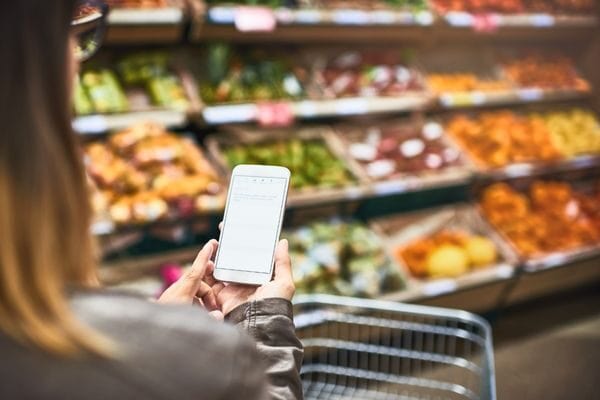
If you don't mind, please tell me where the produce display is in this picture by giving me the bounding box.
[300,0,428,11]
[199,44,306,105]
[338,120,464,180]
[84,122,223,225]
[313,51,425,98]
[427,73,511,93]
[395,230,498,278]
[286,221,404,297]
[480,181,600,257]
[501,55,590,91]
[432,0,596,14]
[75,53,189,115]
[540,109,600,158]
[222,137,355,190]
[445,111,562,168]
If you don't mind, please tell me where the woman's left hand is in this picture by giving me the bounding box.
[157,239,223,319]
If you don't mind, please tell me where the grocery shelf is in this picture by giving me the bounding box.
[436,88,591,109]
[521,245,600,273]
[442,12,598,29]
[73,109,188,134]
[105,7,185,44]
[108,7,184,25]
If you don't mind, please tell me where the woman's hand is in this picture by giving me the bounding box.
[213,239,295,316]
[157,239,223,319]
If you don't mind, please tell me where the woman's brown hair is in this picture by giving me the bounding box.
[0,0,110,356]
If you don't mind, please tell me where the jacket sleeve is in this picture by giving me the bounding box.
[226,298,304,400]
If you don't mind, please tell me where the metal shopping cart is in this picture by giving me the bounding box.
[294,295,496,400]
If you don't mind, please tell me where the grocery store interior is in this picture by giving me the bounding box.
[80,1,599,399]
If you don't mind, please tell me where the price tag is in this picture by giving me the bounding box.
[471,91,486,104]
[335,98,369,115]
[234,7,277,32]
[202,104,257,124]
[529,13,555,27]
[294,9,321,24]
[439,92,474,107]
[495,265,514,279]
[344,186,364,199]
[91,220,114,235]
[422,279,457,297]
[256,102,294,127]
[445,11,474,27]
[517,88,544,102]
[415,10,434,26]
[374,180,406,195]
[371,10,396,25]
[294,100,318,117]
[473,13,499,32]
[72,115,108,134]
[274,8,294,24]
[207,6,236,24]
[332,9,370,25]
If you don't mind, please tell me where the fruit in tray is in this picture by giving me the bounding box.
[427,73,511,93]
[316,51,424,98]
[480,182,600,257]
[199,44,306,105]
[540,109,600,158]
[223,139,355,190]
[286,221,404,298]
[105,0,169,7]
[445,111,562,168]
[396,230,497,278]
[74,54,189,115]
[84,122,222,225]
[501,55,590,91]
[432,0,595,14]
[299,0,428,10]
[343,121,462,180]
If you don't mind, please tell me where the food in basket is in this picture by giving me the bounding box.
[314,51,425,99]
[342,121,462,180]
[84,122,222,225]
[480,182,600,257]
[445,111,562,168]
[427,73,511,93]
[501,55,590,91]
[396,230,497,278]
[76,70,129,114]
[223,139,355,190]
[286,221,404,298]
[199,44,306,105]
[540,109,600,158]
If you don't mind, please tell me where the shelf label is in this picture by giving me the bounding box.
[335,98,369,115]
[203,104,257,124]
[332,9,370,25]
[495,265,514,279]
[91,220,114,235]
[256,102,294,127]
[440,92,482,107]
[517,88,544,102]
[529,13,555,27]
[294,9,322,24]
[294,100,318,117]
[371,10,396,25]
[73,115,108,134]
[415,11,434,26]
[344,186,364,199]
[208,7,236,24]
[422,279,457,297]
[373,180,407,195]
[445,11,474,27]
[234,7,276,32]
[473,13,499,32]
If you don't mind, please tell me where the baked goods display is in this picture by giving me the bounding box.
[286,221,404,297]
[84,122,223,225]
[540,109,600,158]
[337,120,464,180]
[445,111,562,168]
[501,55,590,91]
[480,181,600,257]
[198,44,306,105]
[395,230,498,278]
[222,138,355,190]
[427,73,511,93]
[313,51,425,99]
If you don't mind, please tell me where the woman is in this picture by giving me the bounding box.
[0,1,303,399]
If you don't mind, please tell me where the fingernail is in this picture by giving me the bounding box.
[280,238,288,250]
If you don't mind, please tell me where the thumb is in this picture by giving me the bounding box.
[182,240,216,294]
[273,239,293,283]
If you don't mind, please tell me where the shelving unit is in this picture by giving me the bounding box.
[89,1,600,311]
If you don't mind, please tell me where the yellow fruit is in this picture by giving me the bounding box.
[465,236,497,267]
[426,245,469,278]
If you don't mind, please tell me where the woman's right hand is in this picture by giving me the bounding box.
[212,239,295,316]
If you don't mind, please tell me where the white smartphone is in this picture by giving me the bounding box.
[213,164,290,285]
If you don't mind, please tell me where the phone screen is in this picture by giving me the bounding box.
[216,175,288,274]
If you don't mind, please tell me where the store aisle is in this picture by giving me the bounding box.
[492,285,600,400]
